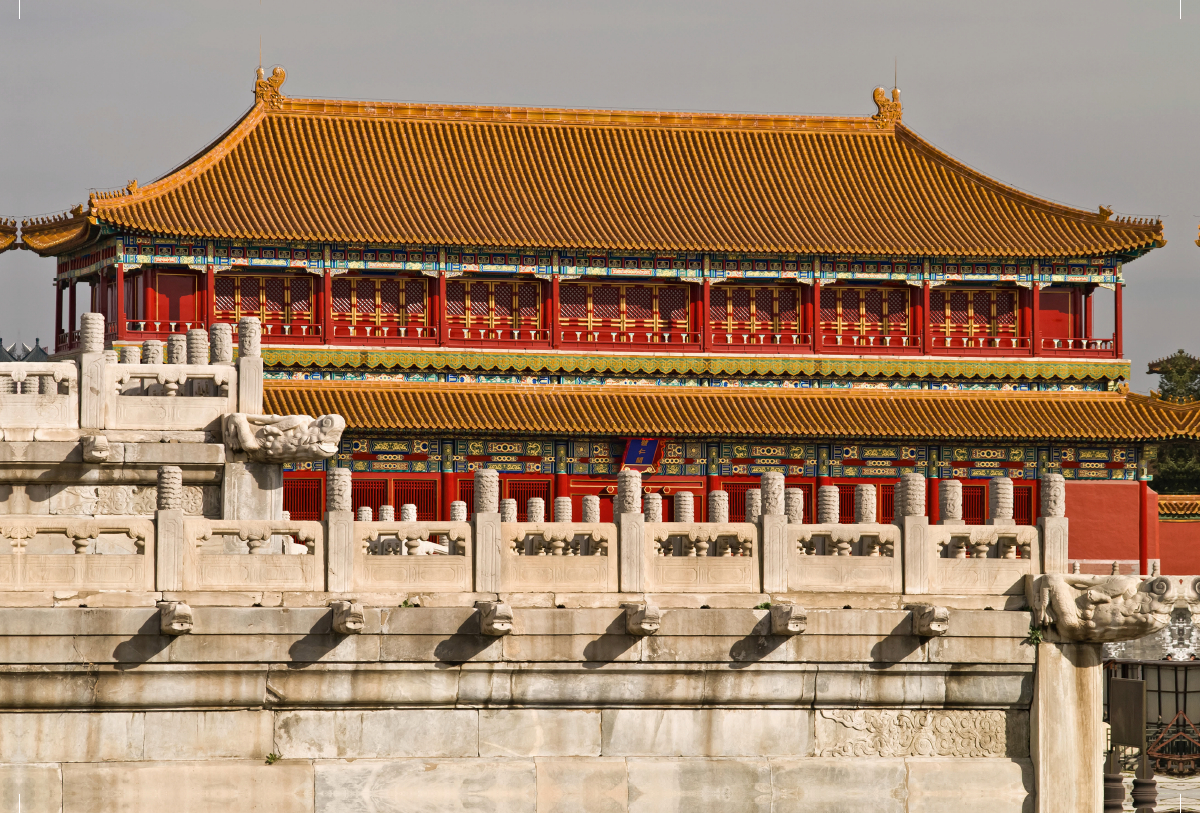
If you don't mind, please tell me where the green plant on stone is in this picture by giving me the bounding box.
[754,602,771,610]
[265,753,281,765]
[1025,626,1044,646]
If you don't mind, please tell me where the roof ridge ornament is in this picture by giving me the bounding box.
[871,87,901,128]
[254,65,287,110]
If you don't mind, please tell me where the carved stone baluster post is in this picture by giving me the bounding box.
[400,504,417,523]
[554,496,572,523]
[744,489,761,525]
[450,501,467,522]
[816,486,839,524]
[324,467,355,593]
[378,505,395,522]
[854,484,877,523]
[141,339,164,364]
[473,469,502,592]
[643,493,662,523]
[581,495,600,524]
[79,313,107,429]
[617,468,644,593]
[357,506,373,522]
[938,480,964,525]
[527,497,545,523]
[760,471,787,593]
[186,328,209,365]
[988,476,1015,526]
[155,466,186,592]
[784,488,804,524]
[210,324,234,365]
[674,492,694,523]
[898,472,931,594]
[1038,473,1068,574]
[118,346,140,364]
[167,334,187,365]
[237,317,263,414]
[499,499,517,523]
[707,490,729,523]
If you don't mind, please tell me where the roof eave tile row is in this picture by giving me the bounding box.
[262,381,1200,442]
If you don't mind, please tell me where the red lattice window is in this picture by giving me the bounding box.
[660,287,688,326]
[879,484,895,524]
[284,479,323,522]
[380,280,400,315]
[1014,485,1034,526]
[626,287,653,323]
[594,286,620,322]
[711,288,728,323]
[264,278,285,314]
[446,281,466,318]
[332,279,352,313]
[963,485,986,525]
[458,480,475,514]
[561,284,587,322]
[351,478,389,516]
[933,288,1021,338]
[393,479,438,522]
[215,278,236,313]
[731,289,751,325]
[518,283,539,326]
[973,291,991,332]
[779,289,798,326]
[240,277,260,314]
[820,289,838,323]
[724,482,754,524]
[754,289,774,329]
[356,279,376,315]
[494,283,513,321]
[291,278,310,314]
[887,290,908,331]
[508,480,551,522]
[406,280,426,319]
[837,483,857,524]
[863,289,884,330]
[469,282,490,319]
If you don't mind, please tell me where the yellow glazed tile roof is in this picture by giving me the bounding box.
[263,381,1199,441]
[0,218,17,254]
[26,68,1163,258]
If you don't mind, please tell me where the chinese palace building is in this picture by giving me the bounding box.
[8,68,1199,573]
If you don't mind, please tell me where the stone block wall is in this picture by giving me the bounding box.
[0,605,1036,812]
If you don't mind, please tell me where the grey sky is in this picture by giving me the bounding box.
[2,1,1195,391]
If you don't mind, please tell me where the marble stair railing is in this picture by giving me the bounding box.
[0,515,154,591]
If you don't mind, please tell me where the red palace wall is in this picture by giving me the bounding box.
[1065,481,1149,571]
[1160,521,1200,575]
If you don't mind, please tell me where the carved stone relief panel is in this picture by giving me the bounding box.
[814,709,1025,758]
[49,485,221,518]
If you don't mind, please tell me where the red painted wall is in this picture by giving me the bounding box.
[1160,521,1200,575]
[1065,481,1142,562]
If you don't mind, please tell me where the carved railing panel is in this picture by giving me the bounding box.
[643,522,759,593]
[928,526,1040,595]
[354,521,471,592]
[0,515,153,591]
[0,362,79,429]
[104,363,238,431]
[786,523,903,594]
[500,522,617,592]
[182,518,323,591]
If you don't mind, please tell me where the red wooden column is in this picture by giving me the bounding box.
[1115,282,1124,358]
[550,276,561,348]
[811,279,822,354]
[1030,285,1041,357]
[436,273,448,347]
[700,278,711,352]
[322,272,333,345]
[68,280,77,338]
[54,281,63,349]
[921,282,932,353]
[205,266,216,328]
[115,264,126,341]
[1082,285,1093,340]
